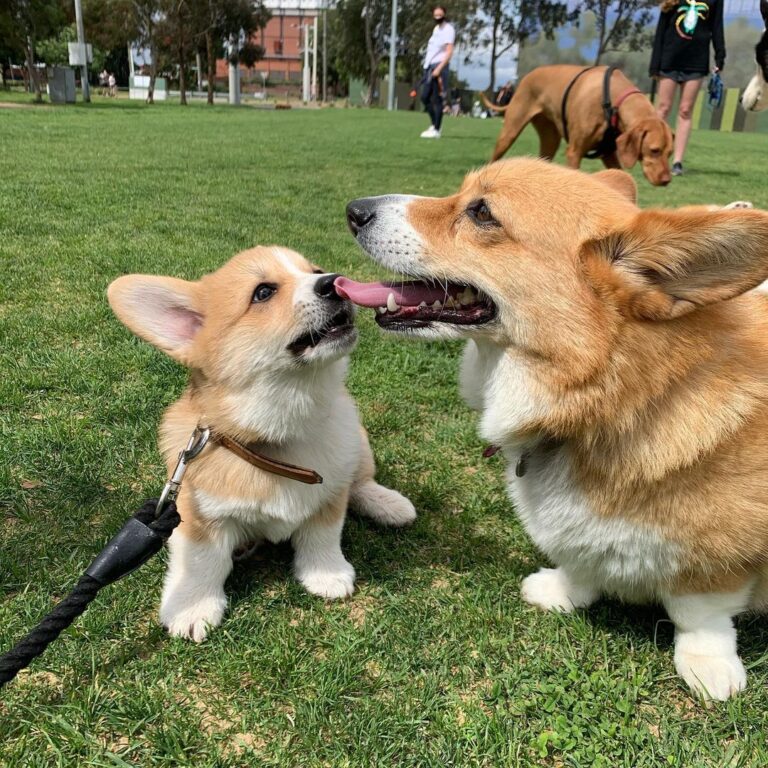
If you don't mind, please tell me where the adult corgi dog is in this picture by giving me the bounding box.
[338,159,768,700]
[108,246,415,642]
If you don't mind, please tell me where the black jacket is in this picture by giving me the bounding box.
[649,0,725,76]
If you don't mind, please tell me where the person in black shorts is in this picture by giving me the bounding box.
[650,0,725,175]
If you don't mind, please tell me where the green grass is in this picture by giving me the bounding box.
[1,98,768,767]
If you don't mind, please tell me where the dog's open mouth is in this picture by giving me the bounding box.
[334,277,496,329]
[288,308,355,354]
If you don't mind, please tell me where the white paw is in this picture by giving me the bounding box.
[674,650,747,701]
[298,560,356,599]
[352,483,417,527]
[159,592,227,642]
[521,567,596,613]
[724,200,753,210]
[521,568,576,612]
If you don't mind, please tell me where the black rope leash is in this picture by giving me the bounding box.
[0,426,210,688]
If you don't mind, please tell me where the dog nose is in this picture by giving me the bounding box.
[314,273,342,299]
[346,199,376,236]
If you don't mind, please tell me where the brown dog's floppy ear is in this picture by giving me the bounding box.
[616,126,643,169]
[108,275,203,364]
[583,208,768,321]
[592,169,637,204]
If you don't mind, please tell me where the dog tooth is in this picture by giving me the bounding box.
[418,301,427,309]
[459,288,474,306]
[445,296,455,308]
[432,300,442,310]
[377,306,387,314]
[386,292,399,313]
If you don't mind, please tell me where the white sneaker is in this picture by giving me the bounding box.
[420,126,440,138]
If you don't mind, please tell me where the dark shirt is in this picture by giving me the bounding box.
[650,0,725,76]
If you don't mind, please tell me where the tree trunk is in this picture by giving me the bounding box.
[25,37,42,103]
[179,39,187,105]
[363,0,379,106]
[147,41,156,104]
[206,30,215,105]
[489,3,501,94]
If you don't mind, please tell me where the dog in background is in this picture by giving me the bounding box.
[108,247,415,641]
[741,0,768,111]
[481,65,673,186]
[340,160,768,700]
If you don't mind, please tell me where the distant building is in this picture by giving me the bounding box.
[216,0,323,84]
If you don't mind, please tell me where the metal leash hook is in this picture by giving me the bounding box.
[86,425,211,588]
[155,425,211,516]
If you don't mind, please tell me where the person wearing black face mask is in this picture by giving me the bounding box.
[420,5,455,138]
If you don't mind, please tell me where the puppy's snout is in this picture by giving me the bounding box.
[314,273,343,300]
[346,199,377,236]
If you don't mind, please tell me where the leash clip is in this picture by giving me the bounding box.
[155,425,211,516]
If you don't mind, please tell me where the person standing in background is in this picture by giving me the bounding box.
[420,5,455,139]
[650,0,725,176]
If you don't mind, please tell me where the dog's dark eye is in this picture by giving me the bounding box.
[467,200,498,226]
[252,283,277,303]
[312,268,324,275]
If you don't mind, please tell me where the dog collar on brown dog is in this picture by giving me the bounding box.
[208,430,323,485]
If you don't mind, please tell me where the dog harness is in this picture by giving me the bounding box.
[561,66,643,159]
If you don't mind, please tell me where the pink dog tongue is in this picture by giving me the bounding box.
[334,276,453,308]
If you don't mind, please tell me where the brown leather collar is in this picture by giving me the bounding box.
[209,430,323,485]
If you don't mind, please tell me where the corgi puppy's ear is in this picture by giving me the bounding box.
[108,275,203,365]
[583,208,768,321]
[592,169,637,204]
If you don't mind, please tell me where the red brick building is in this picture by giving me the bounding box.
[216,0,322,85]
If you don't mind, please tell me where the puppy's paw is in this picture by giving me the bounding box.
[723,200,753,210]
[521,567,596,613]
[674,649,747,701]
[298,560,356,600]
[159,592,227,642]
[351,482,417,527]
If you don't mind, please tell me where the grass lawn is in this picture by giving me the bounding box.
[1,97,768,767]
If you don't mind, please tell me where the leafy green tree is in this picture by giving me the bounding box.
[579,0,656,63]
[0,0,66,101]
[466,0,576,93]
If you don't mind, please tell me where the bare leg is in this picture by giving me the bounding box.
[293,494,356,599]
[159,520,237,642]
[349,428,416,527]
[521,566,599,612]
[663,584,752,700]
[655,76,677,121]
[673,78,704,165]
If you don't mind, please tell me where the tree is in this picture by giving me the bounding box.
[198,0,268,105]
[330,0,388,104]
[0,0,66,102]
[579,0,656,63]
[466,0,575,93]
[85,0,164,102]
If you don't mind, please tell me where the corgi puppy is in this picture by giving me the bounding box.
[108,246,415,642]
[338,159,768,700]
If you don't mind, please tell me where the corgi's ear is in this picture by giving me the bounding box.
[592,169,637,204]
[582,208,768,321]
[108,275,203,364]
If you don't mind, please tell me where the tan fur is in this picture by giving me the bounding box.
[108,246,416,639]
[402,159,768,598]
[485,65,674,186]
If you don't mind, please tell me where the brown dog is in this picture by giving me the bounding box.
[482,65,673,186]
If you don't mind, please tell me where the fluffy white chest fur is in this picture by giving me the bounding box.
[507,448,681,599]
[461,341,681,599]
[194,390,362,544]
